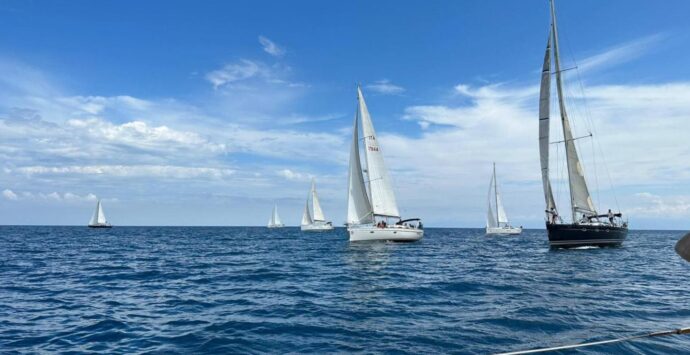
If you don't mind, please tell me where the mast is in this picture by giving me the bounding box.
[549,0,595,222]
[494,163,499,226]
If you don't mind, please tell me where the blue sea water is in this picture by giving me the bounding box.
[1,226,689,354]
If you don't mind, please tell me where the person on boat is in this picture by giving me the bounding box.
[418,221,423,230]
[608,209,614,225]
[547,207,558,224]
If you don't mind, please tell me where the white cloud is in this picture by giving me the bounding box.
[366,79,405,95]
[629,192,690,217]
[2,189,17,200]
[205,59,264,88]
[277,168,312,181]
[258,36,285,57]
[8,165,236,179]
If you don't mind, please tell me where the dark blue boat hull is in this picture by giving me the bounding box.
[546,222,627,248]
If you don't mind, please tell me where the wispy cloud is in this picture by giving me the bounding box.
[258,35,285,57]
[574,33,665,73]
[2,189,17,200]
[205,59,265,89]
[366,79,405,95]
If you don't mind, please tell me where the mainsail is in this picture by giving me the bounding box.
[90,200,107,225]
[550,0,596,220]
[269,204,283,226]
[539,30,557,218]
[301,199,313,226]
[311,180,325,222]
[347,105,374,225]
[357,87,400,218]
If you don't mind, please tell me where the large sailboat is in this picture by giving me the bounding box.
[539,0,627,248]
[346,86,423,242]
[88,199,112,228]
[267,203,285,228]
[486,163,522,235]
[301,179,334,232]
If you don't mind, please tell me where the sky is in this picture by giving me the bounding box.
[1,0,690,229]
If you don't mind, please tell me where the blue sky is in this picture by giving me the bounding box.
[2,0,690,228]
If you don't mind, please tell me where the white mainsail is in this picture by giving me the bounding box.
[486,179,497,228]
[357,87,400,218]
[487,165,509,228]
[301,199,313,226]
[347,106,374,225]
[269,203,283,226]
[89,200,107,225]
[310,180,325,222]
[550,0,596,220]
[539,29,558,218]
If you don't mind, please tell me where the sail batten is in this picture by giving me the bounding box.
[550,0,596,221]
[357,87,400,218]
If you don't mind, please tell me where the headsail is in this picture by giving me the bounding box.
[357,87,400,218]
[272,204,282,225]
[311,179,326,222]
[347,104,374,225]
[550,0,596,220]
[539,29,558,218]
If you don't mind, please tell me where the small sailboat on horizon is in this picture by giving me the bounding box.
[346,86,423,242]
[88,199,112,228]
[301,179,334,232]
[267,203,285,228]
[539,0,627,248]
[486,163,522,235]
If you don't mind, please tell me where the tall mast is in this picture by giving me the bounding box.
[550,0,576,222]
[494,163,499,226]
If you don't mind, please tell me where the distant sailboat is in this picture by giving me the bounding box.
[539,0,627,247]
[88,199,112,228]
[267,203,285,228]
[486,163,522,235]
[346,86,423,242]
[301,179,334,232]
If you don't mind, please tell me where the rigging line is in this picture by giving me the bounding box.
[494,327,690,355]
[550,133,592,144]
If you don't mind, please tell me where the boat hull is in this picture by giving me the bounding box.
[486,226,522,235]
[547,222,627,248]
[301,223,334,232]
[88,224,112,229]
[348,225,423,242]
[267,224,285,229]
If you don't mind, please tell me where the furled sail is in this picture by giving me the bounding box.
[550,0,596,219]
[347,106,374,225]
[357,87,400,218]
[539,29,558,218]
[310,180,325,222]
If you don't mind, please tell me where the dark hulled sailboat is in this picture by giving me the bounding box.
[539,0,627,248]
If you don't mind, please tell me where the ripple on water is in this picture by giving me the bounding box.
[0,226,689,353]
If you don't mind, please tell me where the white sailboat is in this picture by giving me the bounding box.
[88,199,112,228]
[346,86,423,242]
[301,179,334,232]
[486,163,522,235]
[267,203,285,228]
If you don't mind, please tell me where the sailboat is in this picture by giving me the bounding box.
[88,199,112,228]
[267,203,285,228]
[539,0,627,248]
[346,86,423,242]
[301,179,334,232]
[486,163,522,235]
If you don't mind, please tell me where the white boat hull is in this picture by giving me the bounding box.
[486,226,522,235]
[301,223,334,232]
[348,225,423,242]
[267,224,285,229]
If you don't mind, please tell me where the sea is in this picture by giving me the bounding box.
[1,226,689,354]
